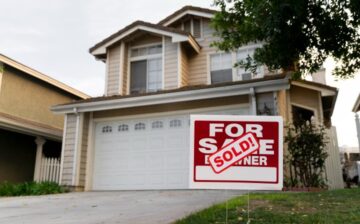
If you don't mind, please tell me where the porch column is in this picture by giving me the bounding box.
[356,113,360,152]
[249,87,257,115]
[34,136,46,181]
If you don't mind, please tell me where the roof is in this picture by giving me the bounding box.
[54,74,287,108]
[0,54,89,99]
[158,5,218,26]
[353,94,360,112]
[291,79,338,96]
[89,20,200,56]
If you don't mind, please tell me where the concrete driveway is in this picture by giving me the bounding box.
[0,190,244,224]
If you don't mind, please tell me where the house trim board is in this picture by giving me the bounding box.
[52,78,290,114]
[59,115,68,185]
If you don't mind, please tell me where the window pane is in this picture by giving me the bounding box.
[147,58,162,92]
[222,53,232,68]
[210,54,221,71]
[211,69,233,84]
[138,47,147,56]
[131,49,138,57]
[130,60,147,94]
[184,20,191,32]
[193,18,201,38]
[148,45,162,55]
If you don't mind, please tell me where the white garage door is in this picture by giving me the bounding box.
[92,106,249,190]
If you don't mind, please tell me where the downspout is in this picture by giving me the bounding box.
[355,113,360,152]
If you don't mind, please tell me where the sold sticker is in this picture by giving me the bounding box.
[208,133,259,173]
[189,115,283,190]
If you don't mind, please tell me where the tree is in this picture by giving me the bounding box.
[211,0,360,78]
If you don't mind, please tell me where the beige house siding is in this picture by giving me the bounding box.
[130,34,162,47]
[61,113,77,185]
[164,37,179,89]
[0,66,77,129]
[93,95,249,119]
[106,45,121,96]
[290,85,322,122]
[188,19,220,85]
[122,44,129,95]
[277,90,288,123]
[179,43,189,87]
[78,113,90,187]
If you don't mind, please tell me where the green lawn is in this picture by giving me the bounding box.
[175,188,360,224]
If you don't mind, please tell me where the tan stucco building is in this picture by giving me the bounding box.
[0,54,89,183]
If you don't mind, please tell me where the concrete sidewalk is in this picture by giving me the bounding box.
[0,190,244,224]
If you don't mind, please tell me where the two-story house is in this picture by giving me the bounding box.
[52,6,340,191]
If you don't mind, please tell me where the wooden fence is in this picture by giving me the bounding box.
[39,157,61,183]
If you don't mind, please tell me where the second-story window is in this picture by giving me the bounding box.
[236,47,264,80]
[210,53,233,84]
[130,44,162,94]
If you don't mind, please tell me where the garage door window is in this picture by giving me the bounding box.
[118,124,129,132]
[170,119,182,128]
[135,122,146,130]
[152,121,163,129]
[102,125,112,133]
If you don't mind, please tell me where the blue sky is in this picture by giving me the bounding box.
[0,0,359,147]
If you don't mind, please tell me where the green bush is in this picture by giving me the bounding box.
[0,181,65,196]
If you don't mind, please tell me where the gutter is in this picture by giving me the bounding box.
[52,77,290,114]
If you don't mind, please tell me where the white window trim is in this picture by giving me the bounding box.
[128,42,164,93]
[207,52,236,84]
[207,44,266,84]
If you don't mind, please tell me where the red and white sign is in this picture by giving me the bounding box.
[189,115,283,190]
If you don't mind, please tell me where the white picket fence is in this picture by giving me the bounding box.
[39,157,61,183]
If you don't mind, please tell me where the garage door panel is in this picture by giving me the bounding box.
[92,106,248,190]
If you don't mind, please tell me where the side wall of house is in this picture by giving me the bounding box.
[179,43,189,87]
[61,113,77,185]
[289,85,322,122]
[0,66,78,129]
[164,37,179,89]
[61,112,90,189]
[106,45,121,96]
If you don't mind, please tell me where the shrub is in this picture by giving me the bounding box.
[0,181,65,196]
[285,121,328,188]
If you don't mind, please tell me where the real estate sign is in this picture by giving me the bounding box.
[189,115,283,190]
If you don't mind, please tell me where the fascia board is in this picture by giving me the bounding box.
[163,10,214,26]
[52,78,289,114]
[91,25,189,56]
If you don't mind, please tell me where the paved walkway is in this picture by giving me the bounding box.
[0,190,245,224]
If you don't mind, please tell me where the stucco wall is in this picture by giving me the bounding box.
[289,85,322,122]
[0,65,79,129]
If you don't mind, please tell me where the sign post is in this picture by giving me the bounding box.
[189,115,283,190]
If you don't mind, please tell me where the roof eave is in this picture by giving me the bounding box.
[0,54,90,99]
[52,76,290,114]
[90,24,200,56]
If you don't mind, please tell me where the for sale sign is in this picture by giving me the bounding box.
[189,115,283,190]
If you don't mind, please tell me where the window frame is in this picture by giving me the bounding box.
[128,42,164,94]
[207,44,264,84]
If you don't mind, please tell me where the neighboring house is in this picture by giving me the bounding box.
[52,6,341,191]
[353,94,360,150]
[0,54,89,183]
